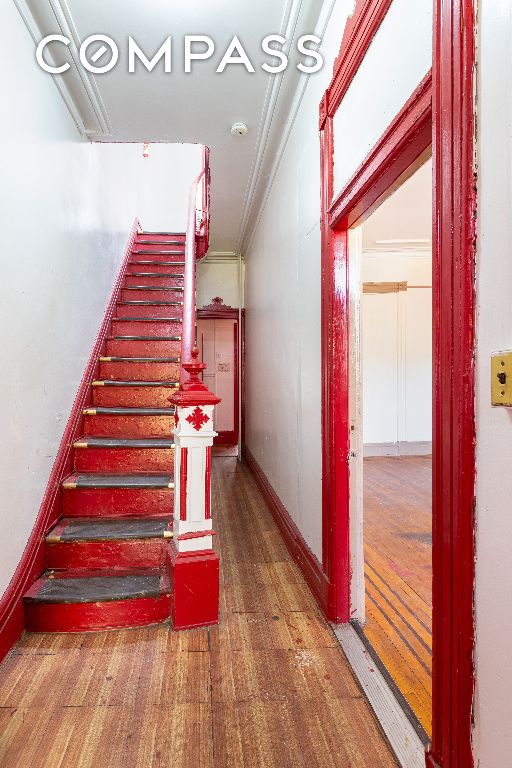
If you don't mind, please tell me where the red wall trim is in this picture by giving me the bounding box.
[320,0,476,764]
[205,446,212,520]
[243,446,330,614]
[180,448,188,522]
[0,218,140,662]
[427,1,476,766]
[329,0,393,115]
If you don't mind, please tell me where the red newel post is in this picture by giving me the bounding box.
[169,348,221,630]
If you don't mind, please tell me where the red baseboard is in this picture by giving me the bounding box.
[242,445,330,616]
[0,219,141,663]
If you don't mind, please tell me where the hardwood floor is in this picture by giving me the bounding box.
[363,455,432,735]
[0,458,397,768]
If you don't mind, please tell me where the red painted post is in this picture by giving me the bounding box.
[170,149,221,630]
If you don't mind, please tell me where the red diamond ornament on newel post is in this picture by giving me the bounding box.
[169,347,221,630]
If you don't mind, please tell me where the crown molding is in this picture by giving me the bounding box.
[14,0,112,138]
[235,0,306,255]
[201,252,242,264]
[241,0,338,255]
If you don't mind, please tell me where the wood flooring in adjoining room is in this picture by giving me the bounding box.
[0,458,397,768]
[363,455,432,736]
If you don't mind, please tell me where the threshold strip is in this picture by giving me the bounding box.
[333,623,427,768]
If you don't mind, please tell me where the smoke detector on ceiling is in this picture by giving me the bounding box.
[231,122,249,137]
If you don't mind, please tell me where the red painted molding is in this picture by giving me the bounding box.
[243,445,330,614]
[179,448,188,522]
[205,446,212,519]
[0,218,140,662]
[198,297,238,316]
[328,0,393,114]
[428,1,476,766]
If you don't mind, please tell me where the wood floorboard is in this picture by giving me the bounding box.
[0,458,397,767]
[363,455,432,735]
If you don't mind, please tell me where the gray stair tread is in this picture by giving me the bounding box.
[129,261,185,266]
[112,336,181,341]
[126,273,184,278]
[118,301,182,306]
[113,317,182,322]
[63,473,173,489]
[27,573,167,604]
[84,407,174,415]
[123,286,184,291]
[75,438,174,448]
[101,357,179,362]
[52,517,172,542]
[94,380,178,386]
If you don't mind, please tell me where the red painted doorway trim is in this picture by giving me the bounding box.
[319,1,475,766]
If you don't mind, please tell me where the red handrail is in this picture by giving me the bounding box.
[180,147,210,384]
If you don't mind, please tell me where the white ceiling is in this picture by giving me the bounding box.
[362,158,433,251]
[18,0,325,255]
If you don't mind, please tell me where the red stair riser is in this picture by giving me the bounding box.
[135,234,185,242]
[129,263,185,275]
[74,447,175,473]
[133,239,185,246]
[106,339,181,357]
[131,243,185,252]
[111,319,183,336]
[24,594,171,633]
[124,276,184,288]
[83,414,175,438]
[99,361,181,381]
[131,249,185,259]
[93,386,177,408]
[46,539,168,570]
[126,254,185,266]
[116,304,183,319]
[120,289,183,302]
[63,487,173,517]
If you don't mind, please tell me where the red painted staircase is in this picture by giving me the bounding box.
[23,232,187,632]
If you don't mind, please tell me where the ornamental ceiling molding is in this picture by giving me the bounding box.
[14,0,112,137]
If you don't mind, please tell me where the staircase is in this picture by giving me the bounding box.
[23,233,187,632]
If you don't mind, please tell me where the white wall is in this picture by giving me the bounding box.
[333,0,432,197]
[197,261,243,309]
[244,0,352,561]
[245,0,432,561]
[0,1,200,598]
[137,143,202,231]
[473,2,512,765]
[362,253,432,449]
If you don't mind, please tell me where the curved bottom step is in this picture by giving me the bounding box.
[23,569,171,632]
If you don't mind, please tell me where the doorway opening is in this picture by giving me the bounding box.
[351,158,433,739]
[196,315,239,449]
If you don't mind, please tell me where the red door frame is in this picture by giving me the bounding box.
[319,1,475,766]
[197,298,244,446]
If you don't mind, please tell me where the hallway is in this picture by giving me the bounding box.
[0,459,396,768]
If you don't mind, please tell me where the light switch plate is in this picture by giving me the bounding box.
[491,351,512,406]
